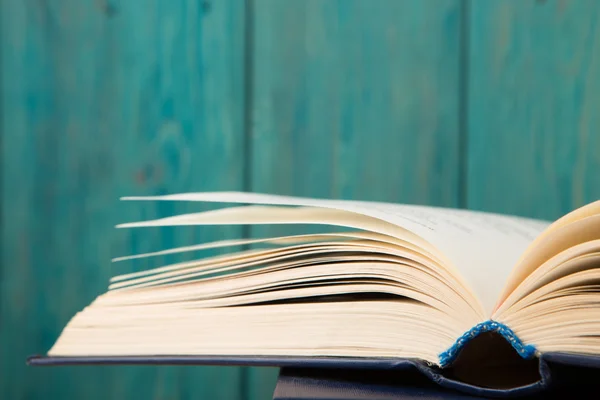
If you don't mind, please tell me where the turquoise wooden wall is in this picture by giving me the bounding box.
[1,0,599,399]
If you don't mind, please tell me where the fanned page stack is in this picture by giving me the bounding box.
[45,192,600,370]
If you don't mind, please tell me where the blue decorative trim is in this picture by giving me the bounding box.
[439,320,537,368]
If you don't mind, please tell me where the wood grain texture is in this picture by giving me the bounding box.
[251,0,462,207]
[1,1,245,399]
[248,0,463,398]
[467,0,600,220]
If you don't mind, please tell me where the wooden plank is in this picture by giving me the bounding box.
[467,0,600,220]
[248,0,463,398]
[1,1,245,399]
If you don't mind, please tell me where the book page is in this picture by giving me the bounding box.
[122,192,551,316]
[496,200,600,306]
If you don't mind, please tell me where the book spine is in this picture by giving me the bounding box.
[438,320,537,367]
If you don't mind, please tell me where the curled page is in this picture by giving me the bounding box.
[122,192,551,316]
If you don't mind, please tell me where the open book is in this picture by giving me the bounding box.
[43,192,600,373]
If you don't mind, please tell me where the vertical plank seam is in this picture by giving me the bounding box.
[243,0,254,198]
[0,0,4,327]
[458,0,471,209]
[240,1,255,400]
